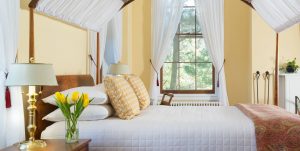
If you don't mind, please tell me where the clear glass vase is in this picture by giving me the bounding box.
[65,118,79,143]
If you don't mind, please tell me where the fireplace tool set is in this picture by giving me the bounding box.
[253,71,272,104]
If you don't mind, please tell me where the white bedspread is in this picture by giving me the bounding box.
[41,106,257,151]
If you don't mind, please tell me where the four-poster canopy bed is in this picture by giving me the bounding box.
[15,0,300,150]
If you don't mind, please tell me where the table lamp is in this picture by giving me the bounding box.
[5,63,57,150]
[109,63,130,75]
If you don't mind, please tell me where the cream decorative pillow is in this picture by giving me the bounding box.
[124,75,150,110]
[104,76,140,120]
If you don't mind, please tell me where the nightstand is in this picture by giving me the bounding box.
[0,139,91,151]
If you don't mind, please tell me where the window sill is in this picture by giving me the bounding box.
[159,93,218,101]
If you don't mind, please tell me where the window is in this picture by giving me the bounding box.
[161,0,215,94]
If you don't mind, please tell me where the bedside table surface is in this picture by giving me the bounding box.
[1,139,91,151]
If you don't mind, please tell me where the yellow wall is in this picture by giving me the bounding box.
[252,11,300,104]
[224,0,252,105]
[18,3,88,75]
[279,26,300,63]
[121,0,151,89]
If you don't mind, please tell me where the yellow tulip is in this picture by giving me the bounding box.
[71,91,80,103]
[67,97,72,104]
[61,94,66,103]
[55,92,62,101]
[55,92,66,103]
[83,93,89,108]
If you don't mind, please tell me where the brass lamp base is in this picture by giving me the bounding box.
[19,140,47,150]
[19,86,47,150]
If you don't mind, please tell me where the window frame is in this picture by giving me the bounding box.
[160,4,215,94]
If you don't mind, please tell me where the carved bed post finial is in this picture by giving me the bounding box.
[29,57,35,63]
[29,0,40,9]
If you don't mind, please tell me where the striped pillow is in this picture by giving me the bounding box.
[104,76,140,120]
[124,75,150,110]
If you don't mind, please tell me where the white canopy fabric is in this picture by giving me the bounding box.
[250,0,300,32]
[0,0,25,148]
[89,28,107,84]
[35,0,124,32]
[103,11,123,77]
[88,11,123,83]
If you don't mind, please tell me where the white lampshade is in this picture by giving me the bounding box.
[109,63,130,75]
[5,63,58,86]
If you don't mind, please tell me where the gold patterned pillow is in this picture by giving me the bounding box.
[104,76,140,120]
[124,75,150,110]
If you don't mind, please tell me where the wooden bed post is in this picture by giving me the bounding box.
[29,8,35,59]
[28,0,40,59]
[96,33,101,84]
[274,33,279,106]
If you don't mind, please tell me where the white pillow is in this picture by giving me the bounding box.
[42,85,108,106]
[43,105,114,122]
[93,83,106,92]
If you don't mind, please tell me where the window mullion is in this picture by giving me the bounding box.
[194,7,197,90]
[178,34,180,90]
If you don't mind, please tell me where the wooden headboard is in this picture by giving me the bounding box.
[34,75,94,139]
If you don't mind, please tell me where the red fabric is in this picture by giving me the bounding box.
[236,104,300,151]
[5,87,11,108]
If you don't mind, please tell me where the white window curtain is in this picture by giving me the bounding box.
[0,0,25,148]
[251,0,300,33]
[150,0,185,105]
[89,11,123,82]
[195,0,229,106]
